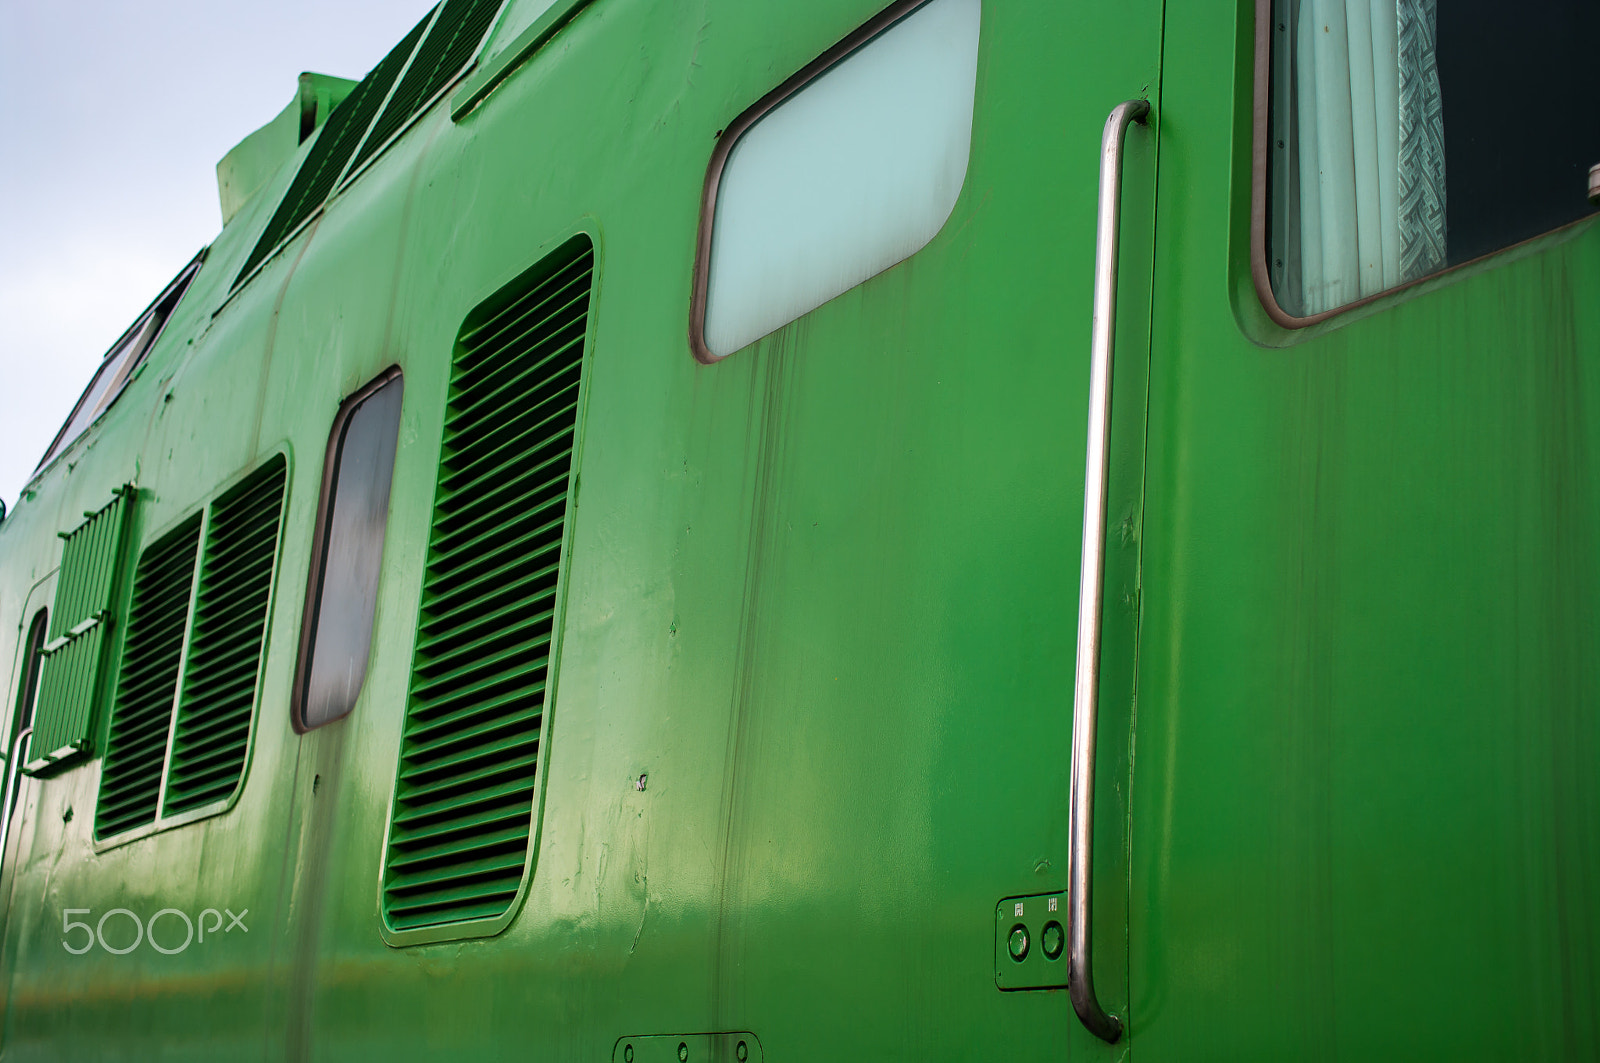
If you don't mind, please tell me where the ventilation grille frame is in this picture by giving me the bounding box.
[379,232,595,944]
[92,453,292,847]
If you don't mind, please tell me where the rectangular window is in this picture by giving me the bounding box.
[94,456,288,841]
[1260,0,1600,320]
[690,0,981,361]
[26,487,136,775]
[292,369,405,731]
[380,234,593,941]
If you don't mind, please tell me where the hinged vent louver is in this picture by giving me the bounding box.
[164,458,287,816]
[95,516,200,839]
[28,487,136,774]
[382,234,594,934]
[344,0,503,181]
[232,9,434,289]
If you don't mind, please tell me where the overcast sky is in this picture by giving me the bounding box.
[0,0,437,515]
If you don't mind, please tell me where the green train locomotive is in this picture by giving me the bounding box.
[1,0,1595,1058]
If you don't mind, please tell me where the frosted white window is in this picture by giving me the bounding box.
[702,0,981,359]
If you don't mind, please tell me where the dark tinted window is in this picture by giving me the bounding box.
[11,609,46,749]
[38,253,204,471]
[1433,3,1600,264]
[293,370,404,730]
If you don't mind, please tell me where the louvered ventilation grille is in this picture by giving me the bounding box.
[232,9,433,289]
[344,0,501,181]
[96,517,200,839]
[382,236,593,932]
[164,459,287,816]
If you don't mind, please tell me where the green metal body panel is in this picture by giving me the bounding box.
[0,0,1592,1059]
[1131,5,1599,1059]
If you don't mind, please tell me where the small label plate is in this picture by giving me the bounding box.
[995,891,1068,990]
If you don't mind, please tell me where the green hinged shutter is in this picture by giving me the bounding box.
[381,235,593,934]
[27,486,136,774]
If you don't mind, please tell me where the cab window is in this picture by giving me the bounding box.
[1264,0,1599,318]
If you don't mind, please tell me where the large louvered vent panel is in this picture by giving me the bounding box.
[382,235,594,933]
[232,8,433,289]
[164,458,288,816]
[344,0,501,181]
[95,516,201,839]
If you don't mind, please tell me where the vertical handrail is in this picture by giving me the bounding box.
[0,728,32,877]
[1070,98,1148,1046]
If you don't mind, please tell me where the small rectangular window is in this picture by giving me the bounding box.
[690,0,981,361]
[9,609,48,763]
[292,370,405,731]
[1260,0,1600,320]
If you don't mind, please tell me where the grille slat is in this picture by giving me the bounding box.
[381,236,593,932]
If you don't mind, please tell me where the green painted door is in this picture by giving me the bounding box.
[1132,3,1600,1059]
[688,1,1164,1058]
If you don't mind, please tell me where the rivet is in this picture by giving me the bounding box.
[678,1042,689,1062]
[736,1041,748,1062]
[623,1045,633,1063]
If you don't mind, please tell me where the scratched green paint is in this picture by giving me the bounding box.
[0,0,1593,1059]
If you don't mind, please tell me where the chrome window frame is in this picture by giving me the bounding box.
[290,367,405,733]
[688,0,946,364]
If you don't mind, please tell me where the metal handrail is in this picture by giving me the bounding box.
[1069,98,1148,1046]
[0,728,33,876]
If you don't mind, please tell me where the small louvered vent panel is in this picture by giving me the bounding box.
[164,459,287,816]
[382,236,593,932]
[233,8,434,289]
[29,488,134,772]
[95,516,201,839]
[345,0,501,181]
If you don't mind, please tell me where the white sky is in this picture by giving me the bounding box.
[0,0,437,515]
